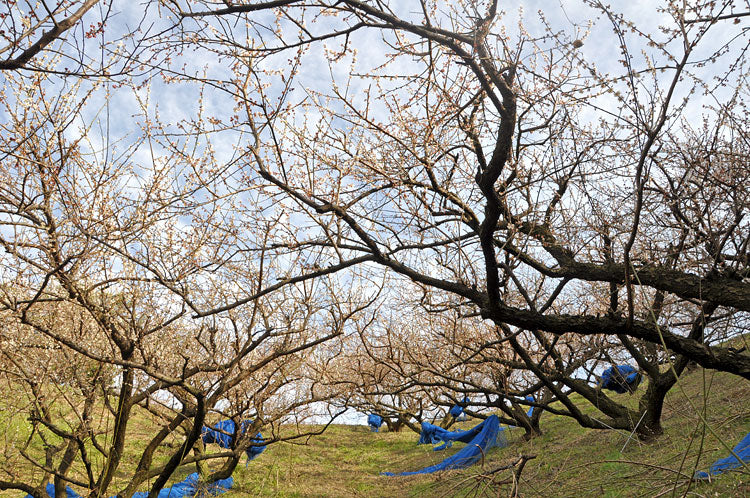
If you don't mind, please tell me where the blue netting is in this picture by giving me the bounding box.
[25,484,82,498]
[418,421,455,449]
[132,473,233,498]
[694,432,750,480]
[25,473,233,498]
[367,413,384,432]
[600,365,641,393]
[449,397,470,418]
[201,419,266,463]
[509,395,535,428]
[383,415,506,476]
[524,395,535,417]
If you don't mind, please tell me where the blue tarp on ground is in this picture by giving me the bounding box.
[25,473,233,498]
[601,365,641,393]
[25,484,82,498]
[132,473,233,498]
[383,415,505,476]
[418,420,458,450]
[368,413,384,432]
[694,431,750,479]
[201,419,266,462]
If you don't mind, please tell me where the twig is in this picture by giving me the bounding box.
[621,410,648,453]
[510,454,536,497]
[483,454,537,475]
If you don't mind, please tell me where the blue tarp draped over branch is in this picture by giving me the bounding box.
[449,397,470,419]
[694,432,750,479]
[367,413,384,432]
[25,473,233,498]
[418,417,501,452]
[600,365,642,394]
[418,421,455,450]
[509,395,535,429]
[201,419,266,463]
[524,395,535,418]
[29,420,261,497]
[383,415,506,476]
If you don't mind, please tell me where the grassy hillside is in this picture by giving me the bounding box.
[2,365,749,497]
[227,366,750,497]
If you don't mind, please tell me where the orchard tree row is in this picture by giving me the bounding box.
[0,1,748,496]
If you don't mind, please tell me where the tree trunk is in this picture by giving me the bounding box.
[384,416,407,432]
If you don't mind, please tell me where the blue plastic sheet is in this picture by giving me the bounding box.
[449,397,470,419]
[524,395,535,417]
[418,421,459,449]
[509,395,535,428]
[25,484,82,498]
[25,473,233,498]
[367,413,384,432]
[600,365,641,393]
[201,419,266,462]
[694,432,750,479]
[383,415,506,476]
[132,473,233,498]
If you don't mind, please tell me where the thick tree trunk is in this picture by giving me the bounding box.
[208,454,240,481]
[522,413,543,441]
[94,366,134,496]
[384,417,406,432]
[148,395,206,497]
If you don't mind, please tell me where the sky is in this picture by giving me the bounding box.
[2,0,748,427]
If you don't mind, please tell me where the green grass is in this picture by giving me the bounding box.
[2,365,749,497]
[227,366,750,497]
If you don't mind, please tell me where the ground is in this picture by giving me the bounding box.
[1,366,749,497]
[227,367,750,497]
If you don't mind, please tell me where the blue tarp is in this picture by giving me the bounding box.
[418,420,458,449]
[524,395,535,417]
[132,473,233,498]
[383,415,506,476]
[509,395,535,428]
[201,419,266,462]
[25,484,82,498]
[601,365,641,393]
[25,473,233,498]
[694,431,750,479]
[418,416,507,451]
[368,413,384,432]
[449,397,470,418]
